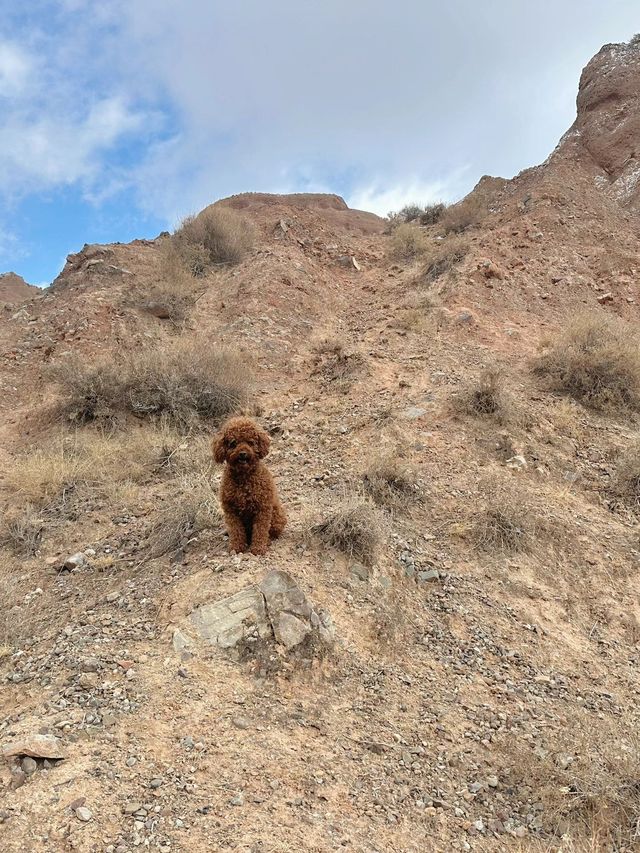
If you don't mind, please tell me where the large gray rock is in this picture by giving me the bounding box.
[184,571,333,653]
[189,586,270,649]
[2,734,66,760]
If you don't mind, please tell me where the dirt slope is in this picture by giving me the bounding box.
[1,41,640,853]
[0,272,39,305]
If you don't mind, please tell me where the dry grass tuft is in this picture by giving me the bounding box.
[389,224,429,260]
[440,194,487,234]
[0,558,50,648]
[312,338,366,388]
[0,505,44,555]
[145,474,220,558]
[142,243,203,323]
[312,499,384,566]
[173,206,256,270]
[423,235,469,281]
[362,455,422,511]
[533,314,640,413]
[504,720,640,849]
[54,340,249,430]
[467,480,535,554]
[450,369,516,424]
[612,440,640,510]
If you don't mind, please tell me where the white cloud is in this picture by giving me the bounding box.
[348,174,470,217]
[0,42,33,98]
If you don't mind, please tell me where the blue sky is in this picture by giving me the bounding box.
[1,0,638,285]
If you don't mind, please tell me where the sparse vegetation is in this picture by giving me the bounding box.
[0,505,43,556]
[173,206,256,271]
[440,193,486,234]
[533,314,640,413]
[419,202,447,226]
[423,234,469,281]
[142,243,203,323]
[312,499,384,566]
[54,341,248,430]
[145,474,220,558]
[450,369,516,424]
[612,440,640,509]
[312,338,366,387]
[389,223,428,260]
[469,481,534,554]
[504,720,640,849]
[362,455,421,511]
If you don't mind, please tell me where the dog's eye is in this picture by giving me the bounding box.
[228,439,237,448]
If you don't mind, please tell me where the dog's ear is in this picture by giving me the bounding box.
[255,427,271,459]
[212,431,226,464]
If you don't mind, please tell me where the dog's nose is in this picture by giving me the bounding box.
[237,451,249,462]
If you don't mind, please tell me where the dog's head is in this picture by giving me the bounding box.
[212,417,270,470]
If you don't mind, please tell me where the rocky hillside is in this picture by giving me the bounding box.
[0,272,38,305]
[1,40,640,853]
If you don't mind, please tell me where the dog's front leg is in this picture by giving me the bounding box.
[225,512,248,553]
[249,509,272,556]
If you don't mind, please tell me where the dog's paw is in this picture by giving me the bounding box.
[250,543,268,556]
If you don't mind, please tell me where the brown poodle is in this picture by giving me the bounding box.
[212,416,287,555]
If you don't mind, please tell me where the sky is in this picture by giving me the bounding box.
[0,1,638,285]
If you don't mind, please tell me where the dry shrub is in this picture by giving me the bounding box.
[363,455,421,511]
[173,206,256,269]
[612,440,640,509]
[312,338,366,388]
[312,500,384,566]
[533,314,640,413]
[450,369,515,424]
[389,224,428,260]
[143,243,203,323]
[145,474,220,558]
[0,559,50,649]
[419,203,447,226]
[0,505,43,555]
[504,720,640,849]
[4,431,157,508]
[440,193,486,234]
[54,341,248,430]
[423,234,469,281]
[469,481,535,554]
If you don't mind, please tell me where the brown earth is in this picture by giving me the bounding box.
[1,40,640,853]
[0,272,39,305]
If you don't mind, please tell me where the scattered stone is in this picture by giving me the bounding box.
[597,292,614,304]
[21,756,37,775]
[62,552,87,571]
[260,569,334,650]
[230,793,244,807]
[2,734,66,761]
[506,454,527,470]
[350,562,369,582]
[149,778,163,789]
[456,310,475,325]
[75,807,93,822]
[232,716,251,730]
[404,406,427,420]
[336,255,361,271]
[417,569,440,583]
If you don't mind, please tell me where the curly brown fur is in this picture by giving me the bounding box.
[212,417,286,556]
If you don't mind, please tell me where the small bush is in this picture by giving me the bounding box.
[440,194,486,234]
[533,314,640,413]
[419,203,446,226]
[450,369,514,423]
[312,500,384,566]
[143,244,203,323]
[145,474,220,558]
[0,505,43,555]
[469,482,534,554]
[312,338,366,388]
[363,455,421,511]
[54,341,249,430]
[423,235,469,281]
[389,224,428,261]
[613,441,640,509]
[173,206,256,269]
